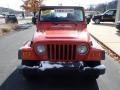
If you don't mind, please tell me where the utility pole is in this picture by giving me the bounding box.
[115,0,120,22]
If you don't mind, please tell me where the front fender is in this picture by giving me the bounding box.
[18,41,37,60]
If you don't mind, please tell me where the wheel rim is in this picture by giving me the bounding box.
[95,19,100,24]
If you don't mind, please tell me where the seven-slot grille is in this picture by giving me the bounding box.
[47,44,76,61]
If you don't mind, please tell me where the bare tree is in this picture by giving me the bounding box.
[94,0,117,13]
[107,0,117,9]
[95,4,107,13]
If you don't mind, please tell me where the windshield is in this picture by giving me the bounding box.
[40,8,84,22]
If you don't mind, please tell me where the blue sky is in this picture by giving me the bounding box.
[0,0,114,11]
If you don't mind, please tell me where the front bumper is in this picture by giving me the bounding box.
[18,62,106,76]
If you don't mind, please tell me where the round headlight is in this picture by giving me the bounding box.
[77,45,88,54]
[36,45,45,54]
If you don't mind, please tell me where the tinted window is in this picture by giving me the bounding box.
[8,15,16,18]
[104,10,114,16]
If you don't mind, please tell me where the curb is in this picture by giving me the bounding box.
[90,33,120,59]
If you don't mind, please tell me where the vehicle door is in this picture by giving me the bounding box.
[102,10,116,22]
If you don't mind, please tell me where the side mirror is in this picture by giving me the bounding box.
[32,17,36,24]
[85,16,90,24]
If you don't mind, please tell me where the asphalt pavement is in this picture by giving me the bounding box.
[0,25,120,90]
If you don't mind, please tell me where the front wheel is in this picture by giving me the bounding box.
[84,74,99,80]
[94,19,100,24]
[84,61,101,79]
[21,60,40,80]
[84,61,101,67]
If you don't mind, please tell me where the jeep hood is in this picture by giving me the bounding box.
[45,30,78,38]
[33,30,90,42]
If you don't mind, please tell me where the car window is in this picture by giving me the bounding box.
[8,15,16,18]
[104,10,114,16]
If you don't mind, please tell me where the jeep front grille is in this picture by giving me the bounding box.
[47,44,76,61]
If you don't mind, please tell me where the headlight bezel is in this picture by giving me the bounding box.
[77,44,89,55]
[35,44,46,55]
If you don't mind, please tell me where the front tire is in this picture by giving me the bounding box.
[84,61,101,67]
[21,60,40,80]
[84,61,101,79]
[94,19,100,24]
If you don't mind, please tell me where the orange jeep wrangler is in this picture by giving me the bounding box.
[18,6,105,80]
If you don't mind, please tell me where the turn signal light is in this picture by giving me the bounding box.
[22,51,32,59]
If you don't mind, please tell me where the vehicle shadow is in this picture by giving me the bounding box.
[0,69,99,90]
[92,22,115,27]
